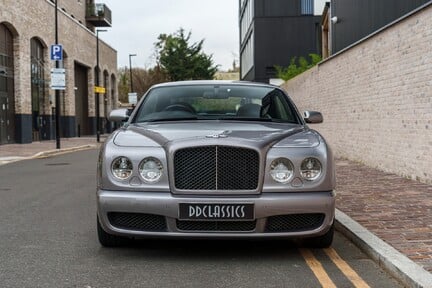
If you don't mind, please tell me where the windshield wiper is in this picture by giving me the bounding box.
[140,116,199,123]
[217,117,273,122]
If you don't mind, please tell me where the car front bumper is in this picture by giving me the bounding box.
[97,190,335,239]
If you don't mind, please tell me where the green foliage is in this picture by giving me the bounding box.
[155,28,218,81]
[275,53,322,81]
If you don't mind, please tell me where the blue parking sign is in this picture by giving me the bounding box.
[50,44,63,61]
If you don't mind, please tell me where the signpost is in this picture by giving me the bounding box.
[53,0,61,149]
[128,92,137,105]
[50,68,66,90]
[50,44,63,61]
[94,86,106,94]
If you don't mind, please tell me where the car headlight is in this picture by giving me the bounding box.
[111,157,133,180]
[300,157,322,181]
[139,157,163,183]
[270,158,294,183]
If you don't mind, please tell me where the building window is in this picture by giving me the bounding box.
[301,0,314,15]
[240,0,254,43]
[241,32,254,78]
[30,38,46,141]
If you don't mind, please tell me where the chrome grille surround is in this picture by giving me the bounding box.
[173,145,260,192]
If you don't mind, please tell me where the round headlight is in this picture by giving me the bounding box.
[111,157,133,180]
[300,157,322,181]
[270,158,294,183]
[139,157,163,183]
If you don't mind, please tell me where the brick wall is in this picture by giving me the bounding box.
[1,0,117,117]
[281,4,432,184]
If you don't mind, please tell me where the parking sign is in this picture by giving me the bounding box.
[50,44,63,61]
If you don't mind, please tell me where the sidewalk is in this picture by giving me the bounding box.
[1,137,432,287]
[0,137,99,165]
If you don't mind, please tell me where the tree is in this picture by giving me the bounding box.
[155,28,218,81]
[117,66,168,103]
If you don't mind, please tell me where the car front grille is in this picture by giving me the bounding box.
[177,220,257,232]
[265,213,325,233]
[108,212,167,232]
[174,146,260,190]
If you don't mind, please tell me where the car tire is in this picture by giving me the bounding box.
[97,216,127,247]
[304,223,334,248]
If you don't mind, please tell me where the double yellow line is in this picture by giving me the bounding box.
[300,248,370,288]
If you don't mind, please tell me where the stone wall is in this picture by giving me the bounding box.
[281,4,432,184]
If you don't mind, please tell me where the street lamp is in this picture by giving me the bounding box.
[129,53,137,93]
[95,29,107,142]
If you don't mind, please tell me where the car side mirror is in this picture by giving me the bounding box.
[304,111,323,124]
[108,108,129,122]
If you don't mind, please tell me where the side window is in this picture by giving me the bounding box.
[301,0,314,15]
[263,90,296,122]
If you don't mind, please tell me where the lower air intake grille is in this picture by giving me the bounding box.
[177,220,256,232]
[265,214,325,233]
[108,212,167,232]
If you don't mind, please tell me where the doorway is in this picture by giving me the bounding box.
[0,23,15,144]
[74,63,91,136]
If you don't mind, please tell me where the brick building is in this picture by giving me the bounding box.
[0,0,117,144]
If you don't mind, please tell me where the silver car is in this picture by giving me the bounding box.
[97,81,335,247]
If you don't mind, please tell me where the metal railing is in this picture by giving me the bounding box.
[86,3,112,26]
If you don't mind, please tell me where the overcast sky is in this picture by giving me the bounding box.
[99,0,239,71]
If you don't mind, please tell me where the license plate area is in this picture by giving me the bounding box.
[179,203,254,221]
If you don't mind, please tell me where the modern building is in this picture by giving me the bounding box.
[0,0,117,144]
[322,0,430,57]
[239,0,326,83]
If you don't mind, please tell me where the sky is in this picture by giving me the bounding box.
[98,0,240,71]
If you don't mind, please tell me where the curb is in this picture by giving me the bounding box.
[31,144,97,159]
[335,209,432,288]
[0,156,28,165]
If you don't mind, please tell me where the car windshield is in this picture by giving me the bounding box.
[132,84,300,123]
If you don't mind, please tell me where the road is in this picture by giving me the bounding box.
[0,149,402,287]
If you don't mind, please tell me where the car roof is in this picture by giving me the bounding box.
[150,80,280,89]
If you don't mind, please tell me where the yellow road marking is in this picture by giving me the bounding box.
[324,248,370,288]
[300,249,337,288]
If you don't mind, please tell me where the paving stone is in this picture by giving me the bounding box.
[335,158,432,273]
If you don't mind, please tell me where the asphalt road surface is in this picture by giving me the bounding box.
[0,149,403,287]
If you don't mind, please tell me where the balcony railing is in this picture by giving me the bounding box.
[86,3,112,27]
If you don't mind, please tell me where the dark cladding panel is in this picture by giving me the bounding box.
[240,0,322,83]
[255,0,300,17]
[253,16,321,83]
[331,0,430,53]
[15,114,32,144]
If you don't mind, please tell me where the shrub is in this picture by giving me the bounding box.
[275,53,322,81]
